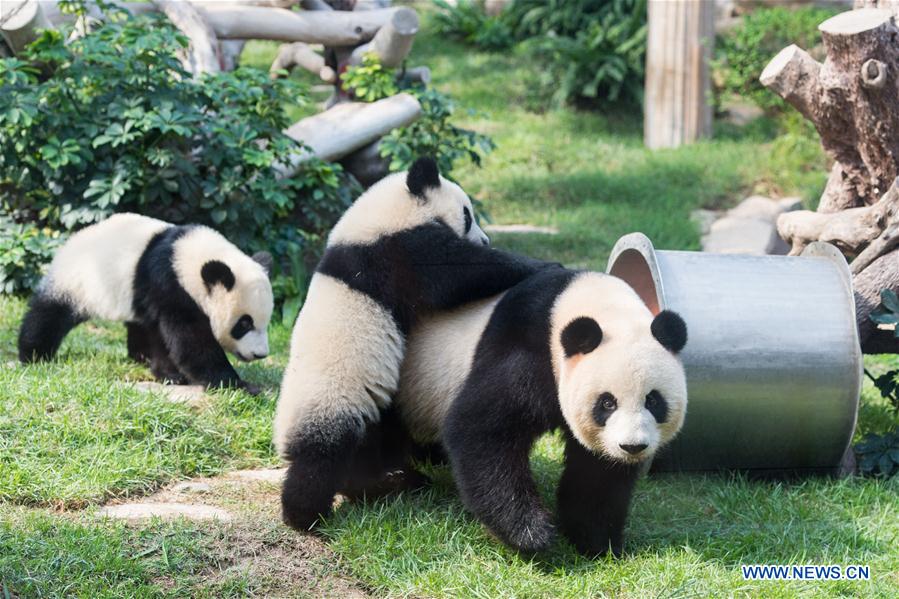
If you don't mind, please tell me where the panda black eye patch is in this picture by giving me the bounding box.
[463,206,473,233]
[645,390,668,423]
[593,392,617,426]
[230,315,254,339]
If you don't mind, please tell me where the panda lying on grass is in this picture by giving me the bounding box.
[384,267,689,556]
[17,213,273,394]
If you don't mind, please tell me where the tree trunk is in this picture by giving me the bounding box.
[1,0,52,55]
[761,7,899,353]
[644,0,714,149]
[151,0,221,75]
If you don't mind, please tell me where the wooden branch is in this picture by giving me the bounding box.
[280,92,420,173]
[778,178,899,257]
[759,44,823,121]
[1,0,53,55]
[401,65,430,85]
[348,6,417,67]
[151,0,221,74]
[270,42,335,82]
[195,5,398,44]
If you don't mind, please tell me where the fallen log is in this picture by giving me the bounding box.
[196,5,398,45]
[280,92,420,173]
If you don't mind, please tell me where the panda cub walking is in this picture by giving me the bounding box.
[394,268,689,556]
[274,158,547,530]
[18,213,273,392]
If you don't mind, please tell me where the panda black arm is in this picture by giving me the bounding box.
[402,224,559,310]
[156,313,246,391]
[443,352,558,554]
[556,430,640,557]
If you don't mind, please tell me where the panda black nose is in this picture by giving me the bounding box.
[619,443,648,455]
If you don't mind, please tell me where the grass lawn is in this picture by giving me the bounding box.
[3,11,899,599]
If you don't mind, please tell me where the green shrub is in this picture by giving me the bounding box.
[521,0,647,108]
[380,88,495,178]
[0,11,355,302]
[0,217,65,294]
[431,0,513,50]
[713,6,838,113]
[341,52,399,102]
[431,0,647,109]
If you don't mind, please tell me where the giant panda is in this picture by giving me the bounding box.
[391,267,689,556]
[18,213,273,393]
[274,157,548,530]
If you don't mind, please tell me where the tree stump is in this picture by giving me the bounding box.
[761,8,899,353]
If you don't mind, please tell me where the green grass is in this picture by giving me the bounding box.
[2,9,899,599]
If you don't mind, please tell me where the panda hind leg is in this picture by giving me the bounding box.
[281,415,366,531]
[340,407,430,501]
[18,293,85,363]
[128,320,188,385]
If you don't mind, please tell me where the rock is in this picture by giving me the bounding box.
[727,195,783,222]
[228,468,287,484]
[483,224,559,235]
[100,502,233,522]
[690,209,720,236]
[172,481,212,494]
[703,216,788,255]
[132,381,208,407]
[778,196,803,212]
[721,100,764,126]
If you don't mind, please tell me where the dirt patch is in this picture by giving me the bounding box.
[100,470,370,597]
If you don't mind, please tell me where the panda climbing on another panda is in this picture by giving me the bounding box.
[273,157,549,531]
[389,267,689,556]
[18,213,273,393]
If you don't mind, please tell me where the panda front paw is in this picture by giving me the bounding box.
[498,510,557,554]
[562,524,623,558]
[239,380,262,396]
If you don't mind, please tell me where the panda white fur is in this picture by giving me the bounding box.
[18,213,273,393]
[274,157,547,530]
[391,267,688,556]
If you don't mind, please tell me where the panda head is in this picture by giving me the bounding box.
[552,273,688,464]
[175,228,274,363]
[327,156,490,246]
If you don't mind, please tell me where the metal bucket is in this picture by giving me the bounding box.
[607,233,862,475]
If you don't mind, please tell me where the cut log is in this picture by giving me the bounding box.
[151,0,221,75]
[644,0,714,149]
[196,5,397,44]
[400,65,431,86]
[1,0,52,55]
[270,41,335,82]
[348,5,417,67]
[280,92,420,173]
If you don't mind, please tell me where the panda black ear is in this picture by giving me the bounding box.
[561,317,603,357]
[251,251,273,278]
[201,260,235,292]
[651,310,687,354]
[406,157,441,200]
